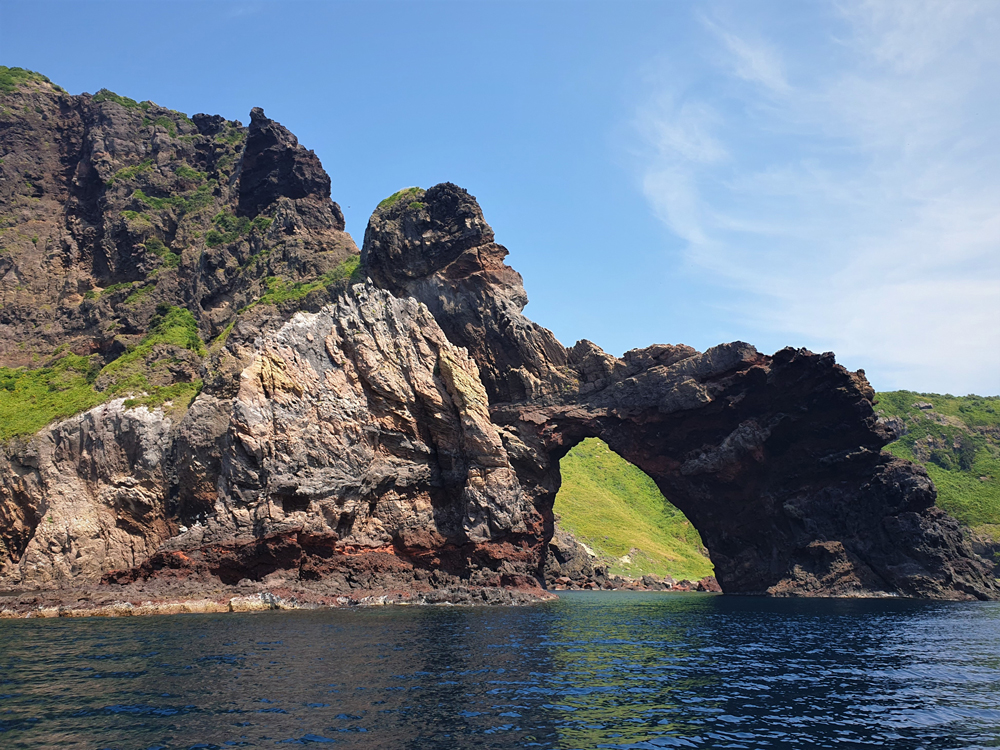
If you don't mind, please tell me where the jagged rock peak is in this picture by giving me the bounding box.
[238,107,344,229]
[361,183,571,403]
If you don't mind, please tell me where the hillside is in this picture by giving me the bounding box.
[554,438,714,581]
[876,391,1000,558]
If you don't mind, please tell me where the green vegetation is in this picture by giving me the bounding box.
[377,187,423,210]
[143,237,180,268]
[408,201,427,210]
[85,281,136,301]
[122,380,202,415]
[134,184,213,215]
[99,282,133,297]
[205,211,271,247]
[555,438,714,580]
[123,283,154,305]
[209,320,236,352]
[120,210,153,227]
[92,88,150,110]
[876,391,1000,540]
[217,127,245,145]
[0,306,208,440]
[0,354,104,440]
[107,158,153,186]
[153,115,176,137]
[174,163,206,182]
[0,67,60,94]
[99,305,205,399]
[254,256,362,307]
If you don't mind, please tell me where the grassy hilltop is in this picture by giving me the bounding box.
[555,392,1000,579]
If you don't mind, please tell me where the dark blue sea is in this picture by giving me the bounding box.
[1,592,998,749]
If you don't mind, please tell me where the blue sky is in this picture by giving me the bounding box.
[2,0,997,395]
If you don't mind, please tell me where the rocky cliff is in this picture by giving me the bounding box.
[0,70,995,613]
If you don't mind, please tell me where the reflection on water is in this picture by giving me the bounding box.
[1,592,998,749]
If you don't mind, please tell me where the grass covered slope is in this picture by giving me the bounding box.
[0,305,206,440]
[876,391,1000,544]
[554,438,714,580]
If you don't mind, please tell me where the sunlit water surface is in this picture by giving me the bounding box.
[1,592,999,749]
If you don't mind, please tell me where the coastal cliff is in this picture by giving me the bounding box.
[0,70,995,613]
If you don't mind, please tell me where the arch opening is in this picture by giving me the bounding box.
[548,437,715,588]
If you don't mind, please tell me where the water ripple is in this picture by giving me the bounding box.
[0,593,997,748]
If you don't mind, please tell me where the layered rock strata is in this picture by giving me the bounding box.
[0,75,995,612]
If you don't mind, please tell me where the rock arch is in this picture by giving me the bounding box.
[363,183,998,600]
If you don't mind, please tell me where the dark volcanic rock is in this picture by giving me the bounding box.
[238,107,345,230]
[362,184,573,403]
[0,74,995,610]
[0,82,357,359]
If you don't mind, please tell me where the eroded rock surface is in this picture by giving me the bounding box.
[0,75,995,611]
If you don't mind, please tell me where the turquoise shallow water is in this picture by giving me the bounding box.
[1,592,999,749]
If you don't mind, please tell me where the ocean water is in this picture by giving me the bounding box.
[1,592,998,749]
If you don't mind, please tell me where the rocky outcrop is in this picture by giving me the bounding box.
[123,283,544,591]
[0,400,176,585]
[362,184,573,403]
[0,74,995,612]
[0,80,356,363]
[363,187,998,601]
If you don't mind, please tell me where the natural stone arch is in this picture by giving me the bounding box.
[515,343,943,597]
[364,183,998,600]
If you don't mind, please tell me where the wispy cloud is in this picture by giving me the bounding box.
[635,0,1000,394]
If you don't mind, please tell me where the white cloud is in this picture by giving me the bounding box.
[635,0,1000,395]
[700,14,790,94]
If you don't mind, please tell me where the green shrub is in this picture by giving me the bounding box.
[254,256,362,307]
[92,88,148,110]
[120,210,153,226]
[0,354,105,440]
[174,163,206,182]
[107,158,153,186]
[377,187,423,210]
[134,184,213,215]
[124,284,154,305]
[153,115,176,137]
[100,305,205,398]
[99,281,134,297]
[217,128,245,145]
[123,380,202,413]
[0,67,54,94]
[205,210,270,247]
[141,237,180,268]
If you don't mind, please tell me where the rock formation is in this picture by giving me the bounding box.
[0,72,995,612]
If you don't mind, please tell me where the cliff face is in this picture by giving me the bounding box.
[0,77,354,366]
[0,73,995,608]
